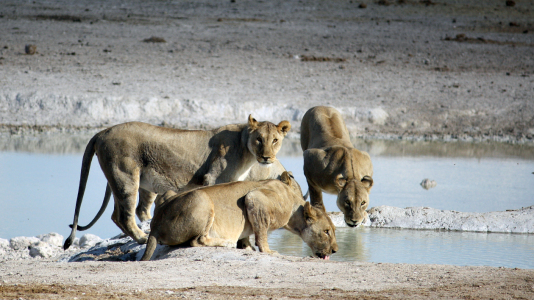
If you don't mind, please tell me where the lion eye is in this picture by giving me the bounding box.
[273,138,278,144]
[324,230,330,236]
[361,201,366,206]
[256,137,262,143]
[345,201,350,207]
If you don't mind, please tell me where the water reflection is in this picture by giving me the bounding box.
[2,132,533,159]
[269,227,534,269]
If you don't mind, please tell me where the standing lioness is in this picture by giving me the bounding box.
[64,116,290,250]
[301,106,373,227]
[141,172,338,261]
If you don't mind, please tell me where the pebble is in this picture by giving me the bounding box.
[420,179,437,190]
[25,44,36,55]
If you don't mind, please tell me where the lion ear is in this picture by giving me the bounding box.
[361,175,373,190]
[303,201,318,222]
[248,114,258,130]
[335,174,347,190]
[280,171,292,185]
[277,120,291,136]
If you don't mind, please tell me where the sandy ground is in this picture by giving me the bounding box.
[1,0,534,298]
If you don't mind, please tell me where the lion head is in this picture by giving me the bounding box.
[335,175,373,227]
[246,115,291,165]
[280,171,337,259]
[300,201,338,259]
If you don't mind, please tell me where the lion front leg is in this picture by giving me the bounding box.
[137,188,156,222]
[245,190,277,255]
[253,229,277,254]
[203,147,228,186]
[307,182,326,212]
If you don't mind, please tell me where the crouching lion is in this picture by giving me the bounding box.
[300,106,374,227]
[140,172,338,261]
[64,116,291,250]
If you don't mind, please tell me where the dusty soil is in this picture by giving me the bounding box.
[1,0,534,299]
[2,247,534,299]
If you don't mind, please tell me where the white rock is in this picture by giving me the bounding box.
[37,232,64,247]
[365,205,534,233]
[0,238,10,249]
[29,242,57,258]
[420,178,437,190]
[79,234,103,248]
[368,107,388,125]
[10,236,40,251]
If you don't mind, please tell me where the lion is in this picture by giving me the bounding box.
[63,115,291,250]
[140,171,338,261]
[300,106,373,227]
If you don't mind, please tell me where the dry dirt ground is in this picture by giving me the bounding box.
[1,0,534,299]
[2,247,534,300]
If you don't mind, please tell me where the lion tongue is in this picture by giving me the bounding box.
[323,256,330,260]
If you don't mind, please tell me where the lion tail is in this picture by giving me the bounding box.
[140,234,158,261]
[69,184,111,231]
[63,134,101,250]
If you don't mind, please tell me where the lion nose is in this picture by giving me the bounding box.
[261,156,270,161]
[331,248,337,254]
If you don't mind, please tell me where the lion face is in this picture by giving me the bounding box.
[300,201,338,260]
[335,175,373,227]
[246,115,291,165]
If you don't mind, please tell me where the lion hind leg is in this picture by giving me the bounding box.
[189,203,235,248]
[193,236,236,248]
[107,165,148,244]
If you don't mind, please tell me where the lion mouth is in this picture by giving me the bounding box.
[345,220,360,228]
[316,253,330,260]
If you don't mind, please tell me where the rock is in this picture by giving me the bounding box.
[420,178,437,189]
[29,242,56,258]
[79,234,103,248]
[368,107,389,125]
[506,1,515,7]
[366,205,534,233]
[0,238,10,249]
[25,44,36,55]
[143,36,166,43]
[358,3,367,8]
[9,236,39,251]
[37,232,63,247]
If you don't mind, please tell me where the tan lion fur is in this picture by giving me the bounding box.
[64,116,291,249]
[300,106,373,227]
[140,172,338,261]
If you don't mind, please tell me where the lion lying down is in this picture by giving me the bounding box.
[140,172,338,261]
